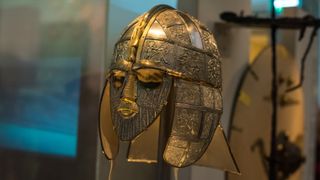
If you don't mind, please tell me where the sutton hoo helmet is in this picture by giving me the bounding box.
[99,5,240,173]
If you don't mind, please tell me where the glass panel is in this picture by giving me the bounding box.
[0,0,106,179]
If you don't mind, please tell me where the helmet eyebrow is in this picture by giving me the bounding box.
[110,59,132,72]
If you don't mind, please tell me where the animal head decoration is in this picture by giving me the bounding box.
[99,5,240,173]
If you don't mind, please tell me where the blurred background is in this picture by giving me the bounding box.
[0,0,319,179]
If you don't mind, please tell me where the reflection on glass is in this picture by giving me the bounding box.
[0,0,98,157]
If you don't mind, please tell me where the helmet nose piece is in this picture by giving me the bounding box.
[117,98,138,119]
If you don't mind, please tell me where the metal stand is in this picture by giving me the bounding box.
[269,3,278,179]
[157,83,176,180]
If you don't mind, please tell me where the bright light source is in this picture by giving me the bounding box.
[274,0,299,8]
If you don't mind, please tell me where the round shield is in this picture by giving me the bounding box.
[227,45,304,180]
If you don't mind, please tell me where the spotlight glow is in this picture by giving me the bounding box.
[274,0,300,8]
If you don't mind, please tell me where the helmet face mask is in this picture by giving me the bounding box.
[99,5,239,174]
[110,61,172,141]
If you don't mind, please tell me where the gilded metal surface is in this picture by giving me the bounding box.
[110,74,172,140]
[99,4,237,171]
[99,81,119,159]
[111,6,222,88]
[128,116,160,163]
[109,5,173,141]
[196,123,240,174]
[177,11,203,49]
[163,79,222,167]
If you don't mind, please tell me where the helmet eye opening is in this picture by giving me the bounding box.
[111,70,126,89]
[136,68,164,89]
[138,81,162,89]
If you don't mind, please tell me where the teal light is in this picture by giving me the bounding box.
[0,123,77,157]
[275,7,284,14]
[274,0,300,8]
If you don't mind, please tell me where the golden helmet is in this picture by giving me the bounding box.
[100,5,238,173]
